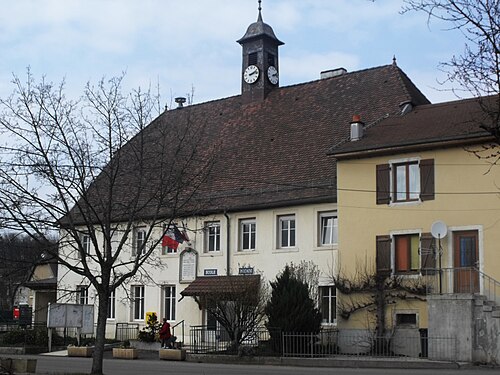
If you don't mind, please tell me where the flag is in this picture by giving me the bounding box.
[162,225,187,250]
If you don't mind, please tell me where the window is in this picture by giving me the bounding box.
[394,234,420,273]
[376,159,434,204]
[248,52,257,66]
[376,233,434,275]
[319,212,338,246]
[81,234,91,255]
[107,290,115,319]
[77,286,88,305]
[395,313,417,327]
[278,215,296,248]
[204,222,220,252]
[163,285,176,321]
[239,219,256,251]
[320,286,336,324]
[133,228,147,256]
[132,286,145,320]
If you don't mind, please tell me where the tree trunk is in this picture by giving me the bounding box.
[375,275,386,337]
[91,290,109,375]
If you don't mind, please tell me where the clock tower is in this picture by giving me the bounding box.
[237,2,284,104]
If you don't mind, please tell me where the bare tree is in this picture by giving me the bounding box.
[195,275,268,354]
[402,0,500,141]
[0,71,217,374]
[331,262,429,339]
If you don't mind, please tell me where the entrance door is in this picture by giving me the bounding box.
[453,230,479,293]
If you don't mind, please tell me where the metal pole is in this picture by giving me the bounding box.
[438,235,442,294]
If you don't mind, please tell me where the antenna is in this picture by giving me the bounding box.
[431,220,447,294]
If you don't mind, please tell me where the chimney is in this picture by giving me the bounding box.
[350,114,364,141]
[175,97,186,109]
[320,68,347,79]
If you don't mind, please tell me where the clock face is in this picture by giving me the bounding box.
[267,66,278,85]
[244,65,259,84]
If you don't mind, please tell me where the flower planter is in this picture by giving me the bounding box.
[67,346,94,357]
[112,348,138,359]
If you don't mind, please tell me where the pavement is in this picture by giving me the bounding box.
[37,348,475,370]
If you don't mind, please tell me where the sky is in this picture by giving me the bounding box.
[0,0,469,107]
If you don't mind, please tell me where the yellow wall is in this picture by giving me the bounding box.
[336,146,500,329]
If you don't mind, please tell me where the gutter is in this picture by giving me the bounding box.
[224,211,230,276]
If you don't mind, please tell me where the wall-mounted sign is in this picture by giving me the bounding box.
[204,269,218,276]
[180,248,198,283]
[239,267,254,275]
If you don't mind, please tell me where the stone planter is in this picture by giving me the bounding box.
[67,346,94,357]
[159,348,186,361]
[112,348,138,359]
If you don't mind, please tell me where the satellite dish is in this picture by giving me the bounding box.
[431,221,448,239]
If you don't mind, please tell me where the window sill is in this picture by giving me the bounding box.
[389,200,422,208]
[314,245,338,251]
[200,251,223,257]
[234,250,258,255]
[273,247,299,254]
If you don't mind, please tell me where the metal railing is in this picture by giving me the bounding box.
[425,267,500,304]
[115,323,139,341]
[171,320,185,347]
[189,325,279,355]
[282,331,457,361]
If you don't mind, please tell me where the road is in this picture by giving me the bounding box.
[31,356,497,375]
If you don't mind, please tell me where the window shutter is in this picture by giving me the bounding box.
[376,235,392,275]
[420,159,435,201]
[376,164,391,205]
[131,230,137,256]
[420,232,436,275]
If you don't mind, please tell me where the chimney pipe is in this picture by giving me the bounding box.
[175,97,186,109]
[350,114,364,141]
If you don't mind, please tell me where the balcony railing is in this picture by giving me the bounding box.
[424,267,500,304]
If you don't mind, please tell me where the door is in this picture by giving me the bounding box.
[453,230,479,293]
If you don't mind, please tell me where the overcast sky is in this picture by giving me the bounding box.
[0,0,468,107]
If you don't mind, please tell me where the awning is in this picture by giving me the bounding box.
[181,275,260,298]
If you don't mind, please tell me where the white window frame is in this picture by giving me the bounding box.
[81,234,91,256]
[77,285,88,305]
[278,214,296,249]
[133,227,147,256]
[319,285,336,325]
[107,289,116,319]
[162,285,176,321]
[204,221,221,252]
[132,285,145,320]
[319,211,338,246]
[388,157,421,206]
[239,218,256,251]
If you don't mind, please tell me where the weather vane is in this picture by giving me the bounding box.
[258,0,262,12]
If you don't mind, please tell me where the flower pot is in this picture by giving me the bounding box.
[112,348,138,359]
[67,346,94,357]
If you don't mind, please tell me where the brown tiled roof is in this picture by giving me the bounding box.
[330,96,499,159]
[180,275,260,297]
[70,64,429,223]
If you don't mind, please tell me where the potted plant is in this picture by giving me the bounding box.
[112,340,138,359]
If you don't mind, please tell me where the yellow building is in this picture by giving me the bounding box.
[331,97,500,339]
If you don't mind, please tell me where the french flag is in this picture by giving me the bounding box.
[162,226,188,250]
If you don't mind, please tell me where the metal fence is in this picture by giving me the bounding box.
[115,323,139,341]
[188,326,457,361]
[189,325,280,355]
[282,330,457,361]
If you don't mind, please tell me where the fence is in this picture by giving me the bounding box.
[188,326,456,361]
[189,325,279,355]
[282,330,457,361]
[115,323,139,341]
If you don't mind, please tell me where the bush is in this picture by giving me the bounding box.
[1,326,49,347]
[138,312,160,342]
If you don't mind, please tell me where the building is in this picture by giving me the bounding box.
[331,96,500,361]
[56,8,430,341]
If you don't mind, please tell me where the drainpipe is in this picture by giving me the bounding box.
[224,211,230,276]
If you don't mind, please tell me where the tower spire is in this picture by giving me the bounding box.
[258,0,262,21]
